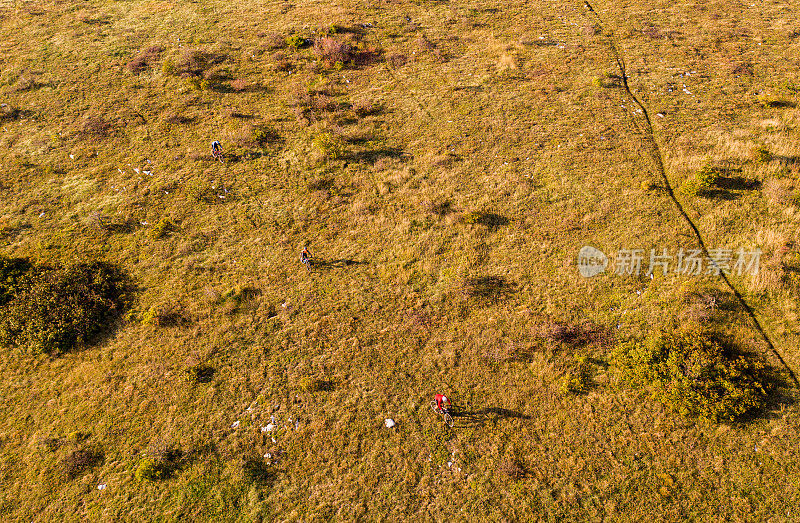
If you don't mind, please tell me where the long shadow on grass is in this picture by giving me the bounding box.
[345,147,403,164]
[452,407,531,427]
[312,258,369,270]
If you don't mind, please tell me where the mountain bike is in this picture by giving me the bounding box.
[430,400,454,427]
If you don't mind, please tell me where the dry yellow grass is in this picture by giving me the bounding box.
[1,0,800,520]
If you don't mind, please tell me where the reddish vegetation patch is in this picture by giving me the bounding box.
[126,45,164,73]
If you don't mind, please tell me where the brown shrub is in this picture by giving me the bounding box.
[314,36,355,66]
[0,103,19,121]
[273,52,295,72]
[731,62,754,77]
[263,32,287,50]
[386,52,407,68]
[177,49,225,76]
[763,178,799,207]
[230,78,248,92]
[534,320,611,349]
[641,25,660,38]
[12,75,38,91]
[61,447,103,479]
[352,98,381,117]
[313,36,382,68]
[498,457,526,479]
[126,45,164,73]
[78,116,113,137]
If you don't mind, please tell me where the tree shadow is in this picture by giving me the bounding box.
[699,174,761,200]
[714,176,761,191]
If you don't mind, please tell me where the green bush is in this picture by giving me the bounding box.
[151,218,176,239]
[615,331,768,422]
[313,131,345,160]
[134,458,165,482]
[560,355,591,395]
[0,255,32,306]
[682,163,721,196]
[285,34,309,50]
[161,58,177,76]
[752,144,771,163]
[0,262,130,355]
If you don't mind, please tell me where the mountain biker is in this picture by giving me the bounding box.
[434,393,450,413]
[300,247,312,269]
[211,140,223,161]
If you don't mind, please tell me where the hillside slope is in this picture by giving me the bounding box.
[1,0,800,520]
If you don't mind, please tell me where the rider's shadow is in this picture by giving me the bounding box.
[312,258,368,270]
[452,407,531,427]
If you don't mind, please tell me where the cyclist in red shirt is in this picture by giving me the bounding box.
[434,393,450,413]
[300,247,312,270]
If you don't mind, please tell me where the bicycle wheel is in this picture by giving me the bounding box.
[444,412,453,427]
[429,400,439,413]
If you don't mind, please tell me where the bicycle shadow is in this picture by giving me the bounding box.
[451,407,531,427]
[312,258,369,270]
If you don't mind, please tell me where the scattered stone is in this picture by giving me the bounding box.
[385,418,396,428]
[232,420,240,429]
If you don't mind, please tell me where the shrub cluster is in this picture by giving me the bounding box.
[0,260,130,355]
[135,445,183,482]
[0,103,20,121]
[313,36,382,69]
[615,330,768,421]
[682,163,721,196]
[497,457,526,479]
[60,447,104,479]
[313,131,346,160]
[0,255,32,306]
[126,45,164,73]
[560,355,592,395]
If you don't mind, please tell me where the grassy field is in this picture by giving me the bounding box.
[1,0,800,520]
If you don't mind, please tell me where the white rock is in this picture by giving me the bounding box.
[264,453,271,459]
[69,154,74,159]
[231,420,240,429]
[266,423,275,432]
[260,426,268,432]
[97,484,106,490]
[384,418,396,428]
